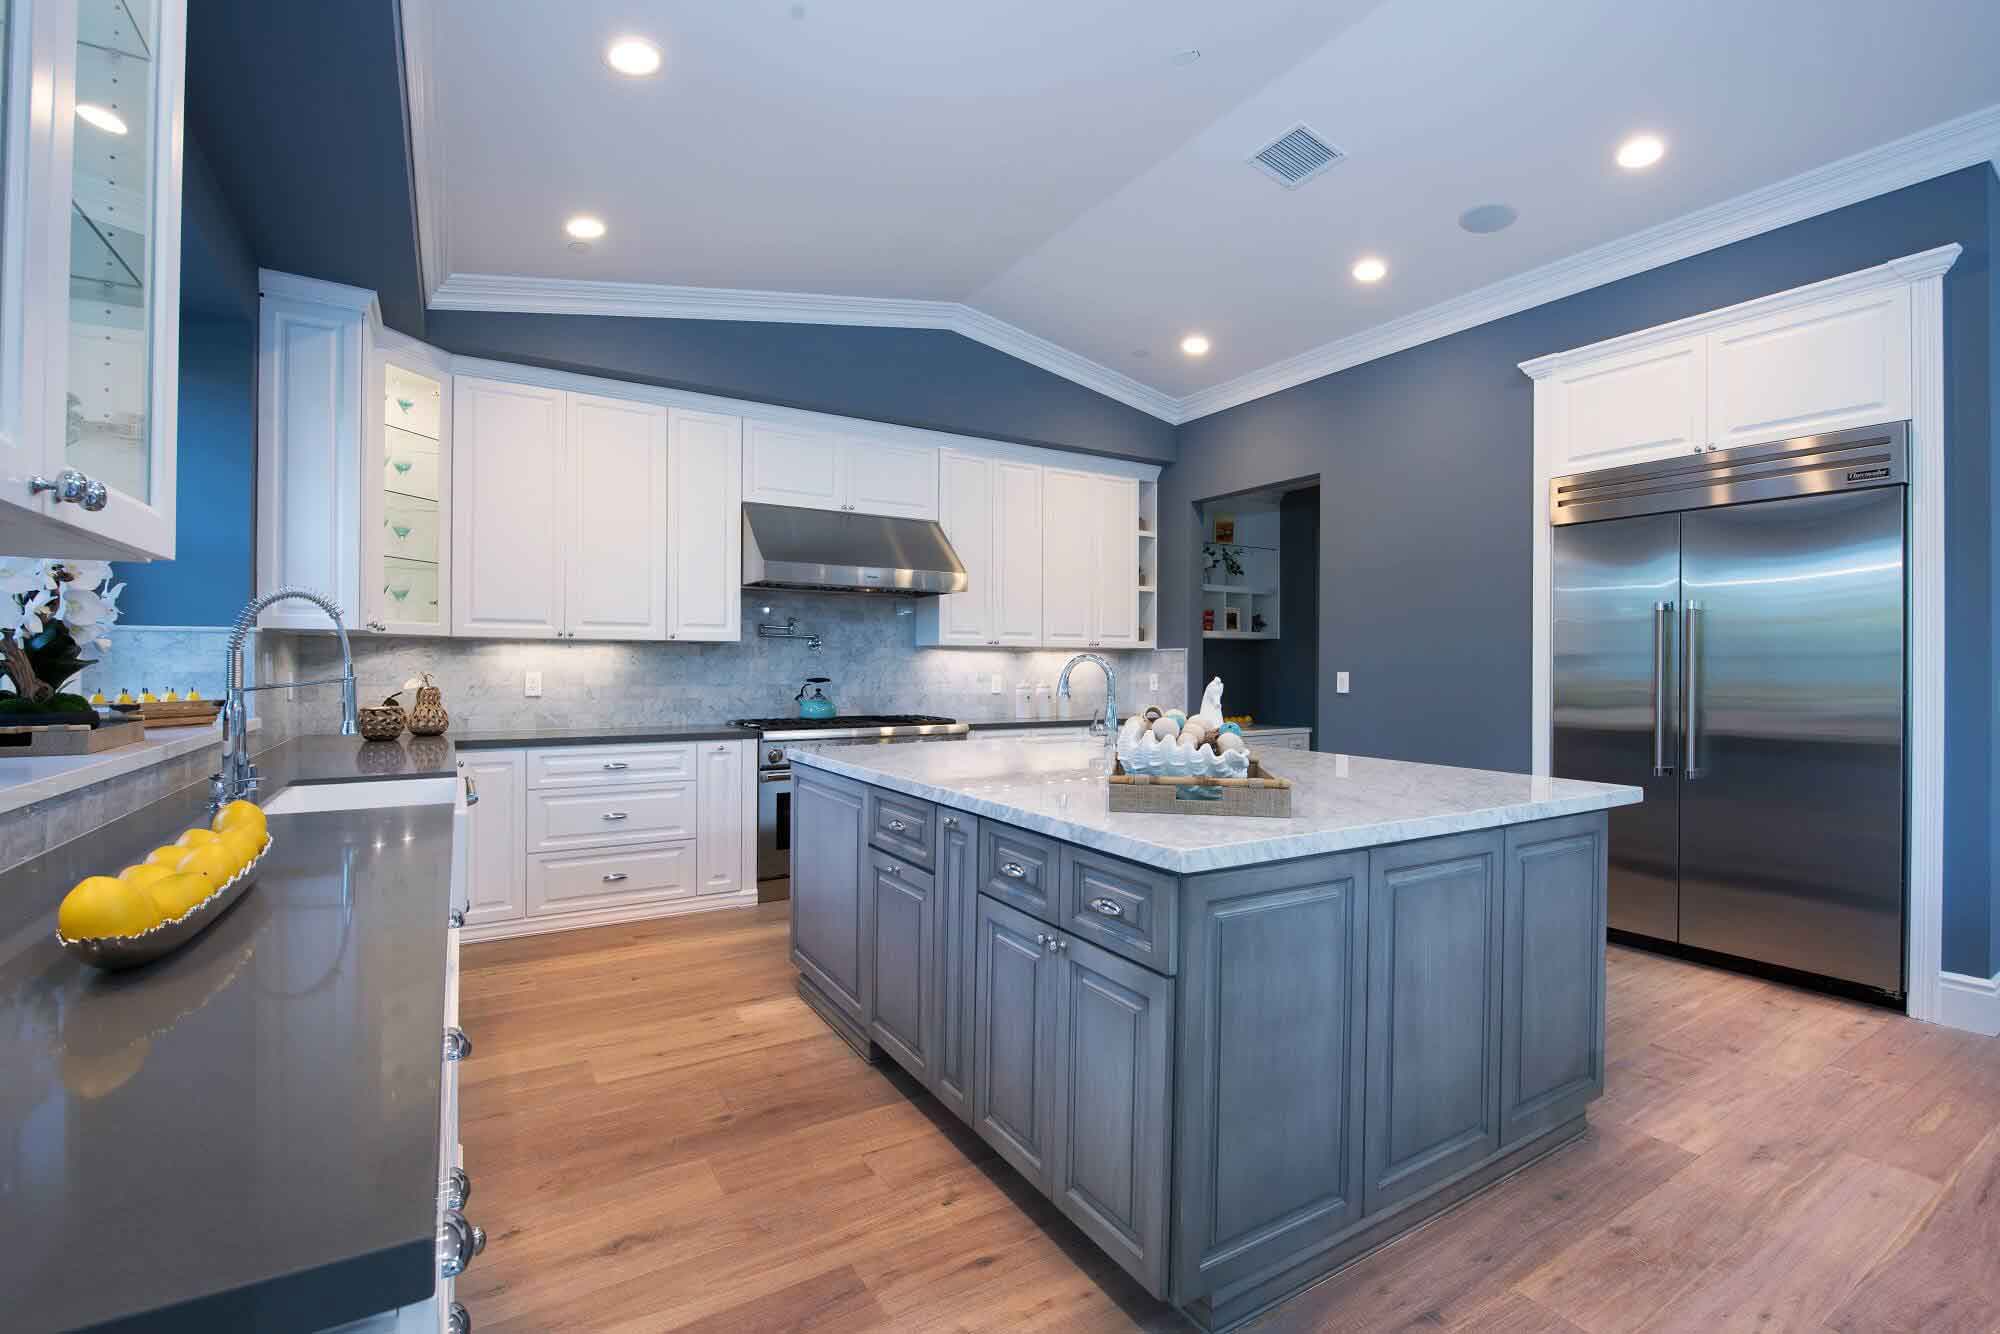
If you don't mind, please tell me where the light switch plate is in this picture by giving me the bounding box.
[988,674,1001,694]
[1336,671,1350,695]
[525,670,543,698]
[1148,673,1159,692]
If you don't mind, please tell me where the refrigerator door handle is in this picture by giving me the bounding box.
[1683,601,1705,779]
[1652,601,1674,777]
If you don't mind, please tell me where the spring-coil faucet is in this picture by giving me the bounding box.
[212,588,359,810]
[1056,653,1119,755]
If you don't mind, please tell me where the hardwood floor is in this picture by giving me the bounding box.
[457,903,2000,1333]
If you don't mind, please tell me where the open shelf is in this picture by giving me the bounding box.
[1203,630,1280,640]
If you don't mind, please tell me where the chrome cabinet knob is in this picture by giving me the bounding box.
[443,1166,472,1210]
[1034,932,1052,949]
[1087,897,1124,918]
[448,909,466,929]
[437,1210,480,1277]
[1055,938,1068,953]
[29,468,90,505]
[471,1221,487,1256]
[448,1302,471,1334]
[882,862,900,876]
[999,862,1026,879]
[366,620,387,632]
[79,477,108,511]
[941,816,957,829]
[887,818,907,832]
[444,1027,472,1062]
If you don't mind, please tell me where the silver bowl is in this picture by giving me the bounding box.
[57,836,272,971]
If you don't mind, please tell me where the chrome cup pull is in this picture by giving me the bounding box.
[887,818,908,832]
[1087,897,1123,919]
[438,1211,479,1278]
[601,872,628,883]
[443,1166,472,1210]
[602,811,629,821]
[1000,862,1027,879]
[602,761,629,771]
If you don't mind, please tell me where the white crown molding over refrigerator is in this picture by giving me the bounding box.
[1522,242,1960,1029]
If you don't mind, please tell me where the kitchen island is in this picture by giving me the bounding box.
[788,739,1640,1332]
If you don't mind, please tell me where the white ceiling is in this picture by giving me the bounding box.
[416,0,2000,414]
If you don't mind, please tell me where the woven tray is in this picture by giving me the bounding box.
[111,699,223,727]
[0,715,146,754]
[1107,758,1292,817]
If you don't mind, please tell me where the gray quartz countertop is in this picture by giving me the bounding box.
[0,738,458,1333]
[452,723,758,748]
[793,739,1641,874]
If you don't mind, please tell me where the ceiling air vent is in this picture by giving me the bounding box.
[1248,124,1345,189]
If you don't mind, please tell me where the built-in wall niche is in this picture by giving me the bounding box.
[1200,499,1280,640]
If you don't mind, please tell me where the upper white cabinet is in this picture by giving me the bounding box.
[1091,475,1140,648]
[920,450,1044,647]
[564,393,669,640]
[1705,285,1910,450]
[1041,469,1139,650]
[744,419,937,520]
[0,0,186,559]
[452,376,566,638]
[993,461,1048,645]
[667,408,743,642]
[1533,282,1918,477]
[372,332,451,634]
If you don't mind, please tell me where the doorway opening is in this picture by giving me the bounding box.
[1196,481,1319,743]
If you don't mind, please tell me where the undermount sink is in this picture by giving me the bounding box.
[262,777,458,815]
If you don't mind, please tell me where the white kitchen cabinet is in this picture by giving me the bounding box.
[461,750,526,928]
[697,739,746,895]
[565,393,669,640]
[1545,335,1707,475]
[1041,468,1137,650]
[925,450,997,646]
[743,419,937,519]
[1091,474,1141,647]
[1705,284,1911,451]
[452,376,566,638]
[667,408,742,641]
[992,461,1047,645]
[371,331,451,635]
[0,0,186,561]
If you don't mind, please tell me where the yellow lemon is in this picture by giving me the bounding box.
[146,871,215,920]
[220,827,266,870]
[175,826,222,849]
[211,799,268,840]
[59,876,166,940]
[119,863,174,890]
[145,843,191,868]
[175,843,238,887]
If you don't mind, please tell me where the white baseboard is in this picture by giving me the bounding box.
[460,888,759,944]
[1935,969,2000,1037]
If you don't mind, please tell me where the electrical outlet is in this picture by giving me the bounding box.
[524,670,543,698]
[1336,671,1350,695]
[1148,673,1159,692]
[988,673,1002,694]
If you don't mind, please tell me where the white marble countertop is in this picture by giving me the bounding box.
[0,718,253,815]
[791,739,1642,874]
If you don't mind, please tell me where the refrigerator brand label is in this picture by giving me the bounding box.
[1845,467,1891,482]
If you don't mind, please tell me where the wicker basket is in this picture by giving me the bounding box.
[1106,758,1292,817]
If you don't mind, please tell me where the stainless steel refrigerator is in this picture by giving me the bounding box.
[1551,422,1907,998]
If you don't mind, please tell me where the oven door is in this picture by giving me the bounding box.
[757,767,791,881]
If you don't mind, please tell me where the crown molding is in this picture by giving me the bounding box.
[1175,101,2000,421]
[429,273,1184,421]
[259,268,381,323]
[398,0,448,303]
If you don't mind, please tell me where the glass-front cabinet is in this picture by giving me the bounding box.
[369,332,452,634]
[0,0,185,559]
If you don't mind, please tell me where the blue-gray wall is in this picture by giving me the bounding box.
[1165,166,1997,977]
[117,135,258,626]
[426,311,1176,464]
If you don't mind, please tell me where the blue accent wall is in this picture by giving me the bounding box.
[1165,166,1997,977]
[425,310,1177,465]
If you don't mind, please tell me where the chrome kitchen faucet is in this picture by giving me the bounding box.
[212,588,359,810]
[1057,653,1118,757]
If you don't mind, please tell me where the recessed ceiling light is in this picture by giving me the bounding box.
[1180,334,1211,357]
[76,103,128,135]
[564,215,607,241]
[605,36,661,77]
[1351,256,1387,283]
[1459,203,1518,234]
[1616,134,1665,170]
[1169,49,1201,66]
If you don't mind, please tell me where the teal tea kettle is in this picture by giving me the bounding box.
[796,676,836,720]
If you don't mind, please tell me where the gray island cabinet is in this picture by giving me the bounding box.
[789,742,1640,1332]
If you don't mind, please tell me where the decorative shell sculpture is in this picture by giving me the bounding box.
[1116,676,1251,780]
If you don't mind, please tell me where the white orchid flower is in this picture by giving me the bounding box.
[0,558,44,599]
[56,559,113,587]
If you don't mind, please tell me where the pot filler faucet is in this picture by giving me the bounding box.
[212,588,359,810]
[1057,653,1118,746]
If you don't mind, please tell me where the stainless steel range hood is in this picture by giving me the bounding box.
[741,502,969,596]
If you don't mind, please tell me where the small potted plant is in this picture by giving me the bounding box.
[0,558,123,719]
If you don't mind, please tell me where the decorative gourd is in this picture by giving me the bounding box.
[407,672,450,736]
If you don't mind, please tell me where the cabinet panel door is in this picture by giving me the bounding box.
[974,894,1058,1190]
[865,850,935,1080]
[257,299,366,629]
[790,768,870,1021]
[934,450,994,644]
[931,812,977,1123]
[1173,854,1367,1306]
[1363,832,1504,1214]
[565,393,669,640]
[1706,285,1911,451]
[744,421,842,511]
[452,378,565,638]
[1041,469,1097,646]
[1091,475,1141,647]
[978,820,1060,923]
[1550,335,1706,473]
[992,461,1046,645]
[1051,934,1173,1300]
[461,752,526,927]
[667,409,743,642]
[843,437,938,519]
[697,741,746,896]
[1501,814,1607,1145]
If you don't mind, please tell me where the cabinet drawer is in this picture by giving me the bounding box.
[1059,846,1178,974]
[528,744,695,790]
[530,783,696,850]
[979,820,1060,922]
[866,787,936,871]
[528,841,695,915]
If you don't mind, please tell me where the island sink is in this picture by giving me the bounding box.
[787,739,1639,1331]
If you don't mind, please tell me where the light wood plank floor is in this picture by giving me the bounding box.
[456,902,2000,1333]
